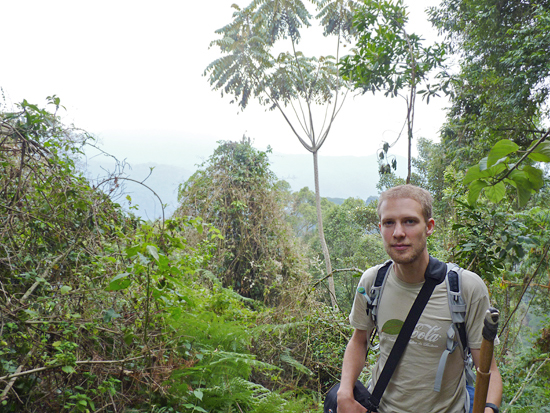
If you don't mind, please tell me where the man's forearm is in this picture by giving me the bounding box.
[338,329,369,398]
[484,358,503,411]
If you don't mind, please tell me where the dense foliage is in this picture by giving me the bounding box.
[0,101,348,412]
[429,0,550,166]
[3,1,550,412]
[176,139,307,303]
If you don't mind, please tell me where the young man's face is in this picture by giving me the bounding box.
[378,197,435,265]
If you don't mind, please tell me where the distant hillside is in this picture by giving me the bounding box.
[83,152,407,219]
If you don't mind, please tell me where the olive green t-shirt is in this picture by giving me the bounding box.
[349,263,490,413]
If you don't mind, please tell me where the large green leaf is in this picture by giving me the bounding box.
[523,165,544,190]
[146,245,159,261]
[527,141,550,162]
[487,139,519,167]
[464,165,482,185]
[468,179,488,206]
[478,157,488,171]
[105,272,132,291]
[509,170,533,207]
[485,181,506,203]
[464,163,506,185]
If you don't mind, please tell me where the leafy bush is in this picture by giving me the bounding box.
[176,138,308,304]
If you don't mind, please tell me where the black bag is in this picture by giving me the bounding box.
[324,380,372,413]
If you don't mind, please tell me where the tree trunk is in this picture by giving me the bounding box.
[313,150,337,307]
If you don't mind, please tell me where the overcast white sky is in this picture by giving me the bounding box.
[1,0,448,167]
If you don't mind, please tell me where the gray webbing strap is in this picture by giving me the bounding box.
[434,325,458,391]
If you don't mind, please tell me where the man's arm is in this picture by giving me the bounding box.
[336,329,370,413]
[471,349,503,412]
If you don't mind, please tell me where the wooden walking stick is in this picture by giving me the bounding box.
[472,307,500,413]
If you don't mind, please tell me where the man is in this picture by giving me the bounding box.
[336,185,502,412]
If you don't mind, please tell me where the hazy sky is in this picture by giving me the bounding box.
[1,0,448,167]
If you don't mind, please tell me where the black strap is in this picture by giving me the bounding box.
[365,276,439,412]
[366,260,392,316]
[447,269,468,350]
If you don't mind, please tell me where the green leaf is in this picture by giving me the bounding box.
[103,308,121,323]
[124,332,134,346]
[62,365,76,374]
[105,273,132,291]
[509,171,533,207]
[527,141,550,162]
[478,157,488,171]
[484,182,506,203]
[381,319,403,335]
[464,163,506,185]
[146,245,159,261]
[280,353,313,375]
[183,405,207,413]
[193,389,204,401]
[464,165,482,185]
[60,285,72,295]
[487,139,519,167]
[523,165,544,190]
[468,179,488,206]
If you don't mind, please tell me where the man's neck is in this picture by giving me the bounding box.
[393,252,430,284]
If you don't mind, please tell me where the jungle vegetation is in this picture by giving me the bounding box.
[2,0,550,412]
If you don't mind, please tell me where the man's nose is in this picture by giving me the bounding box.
[393,222,405,238]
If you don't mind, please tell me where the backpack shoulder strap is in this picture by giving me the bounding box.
[446,263,468,350]
[434,263,475,393]
[366,260,392,326]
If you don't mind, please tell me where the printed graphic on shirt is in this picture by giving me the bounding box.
[381,319,403,335]
[381,320,443,348]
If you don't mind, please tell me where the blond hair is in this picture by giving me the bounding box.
[377,184,433,222]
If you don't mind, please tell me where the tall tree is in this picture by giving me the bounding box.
[340,0,445,183]
[429,0,550,168]
[425,3,550,406]
[205,0,359,307]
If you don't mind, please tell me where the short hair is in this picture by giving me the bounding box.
[377,184,433,222]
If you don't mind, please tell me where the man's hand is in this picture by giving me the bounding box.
[335,394,368,413]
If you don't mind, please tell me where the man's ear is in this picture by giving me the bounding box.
[426,218,435,236]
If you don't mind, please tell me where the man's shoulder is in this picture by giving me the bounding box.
[359,261,392,284]
[457,268,486,287]
[455,267,489,302]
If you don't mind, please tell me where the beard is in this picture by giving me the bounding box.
[384,241,427,265]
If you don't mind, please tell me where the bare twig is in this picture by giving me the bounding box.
[0,356,147,382]
[503,358,549,413]
[499,240,550,336]
[312,267,364,289]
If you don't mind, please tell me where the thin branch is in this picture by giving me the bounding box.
[312,267,364,289]
[317,24,344,150]
[499,240,550,336]
[248,69,314,151]
[289,98,312,137]
[20,251,74,303]
[495,128,550,184]
[290,36,316,146]
[96,176,165,229]
[503,358,549,413]
[0,356,147,382]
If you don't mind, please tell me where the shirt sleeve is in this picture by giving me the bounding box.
[462,270,491,350]
[348,266,379,333]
